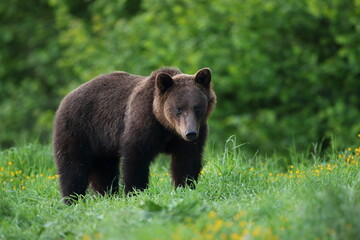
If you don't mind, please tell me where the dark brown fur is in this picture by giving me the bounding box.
[53,67,216,204]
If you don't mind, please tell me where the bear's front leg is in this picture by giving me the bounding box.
[170,142,204,189]
[121,142,156,194]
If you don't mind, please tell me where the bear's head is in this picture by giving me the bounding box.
[153,68,216,141]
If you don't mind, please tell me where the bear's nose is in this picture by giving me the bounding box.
[185,131,198,141]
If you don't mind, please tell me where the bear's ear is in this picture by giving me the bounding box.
[156,72,174,93]
[195,68,211,89]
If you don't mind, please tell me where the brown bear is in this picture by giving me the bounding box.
[53,67,216,204]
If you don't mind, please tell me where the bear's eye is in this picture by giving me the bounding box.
[194,106,203,115]
[175,108,182,116]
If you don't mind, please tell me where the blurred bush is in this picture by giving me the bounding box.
[0,0,359,153]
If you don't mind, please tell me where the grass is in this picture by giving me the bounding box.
[0,136,359,240]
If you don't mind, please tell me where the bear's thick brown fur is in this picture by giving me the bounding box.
[53,67,216,204]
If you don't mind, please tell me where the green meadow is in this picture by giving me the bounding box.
[1,136,359,240]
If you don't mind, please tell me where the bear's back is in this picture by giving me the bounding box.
[57,71,145,118]
[54,72,146,152]
[72,71,144,101]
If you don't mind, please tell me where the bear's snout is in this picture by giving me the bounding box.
[185,130,198,141]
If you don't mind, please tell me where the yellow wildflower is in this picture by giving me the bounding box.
[233,211,245,221]
[208,211,216,218]
[230,233,242,240]
[82,234,91,240]
[225,221,233,227]
[239,220,247,228]
[252,226,262,237]
[213,219,223,231]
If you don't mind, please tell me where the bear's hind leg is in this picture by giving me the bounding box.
[55,142,93,205]
[90,157,120,195]
[57,156,91,205]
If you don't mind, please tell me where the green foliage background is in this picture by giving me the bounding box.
[1,0,359,152]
